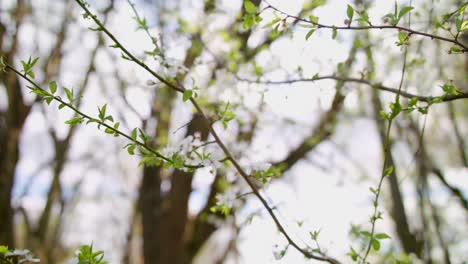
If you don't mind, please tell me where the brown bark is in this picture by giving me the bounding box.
[160,114,209,264]
[138,23,204,263]
[0,0,28,246]
[139,165,163,264]
[138,81,175,264]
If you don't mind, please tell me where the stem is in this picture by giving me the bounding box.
[262,0,468,52]
[361,29,409,264]
[234,75,468,103]
[4,63,192,167]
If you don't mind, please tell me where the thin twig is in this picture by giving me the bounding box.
[262,0,468,52]
[234,75,468,103]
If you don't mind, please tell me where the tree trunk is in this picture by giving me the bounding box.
[139,166,163,263]
[160,114,209,264]
[0,68,30,247]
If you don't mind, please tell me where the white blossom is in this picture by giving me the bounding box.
[156,57,189,78]
[215,187,238,208]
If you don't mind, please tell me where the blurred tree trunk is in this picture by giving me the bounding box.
[0,69,27,247]
[138,34,203,264]
[138,84,175,264]
[139,165,163,264]
[0,0,28,247]
[160,114,209,264]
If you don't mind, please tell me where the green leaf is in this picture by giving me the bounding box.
[138,128,150,143]
[375,233,391,239]
[49,81,57,94]
[86,119,98,125]
[88,26,102,32]
[121,53,132,61]
[45,96,54,105]
[98,104,107,121]
[418,107,428,114]
[183,89,193,101]
[379,110,389,120]
[303,0,326,10]
[263,17,281,28]
[346,5,354,21]
[21,60,28,72]
[441,83,459,95]
[356,11,371,25]
[309,230,321,240]
[131,128,138,140]
[105,115,114,122]
[210,204,231,216]
[384,166,394,176]
[243,14,254,29]
[126,144,136,155]
[312,248,321,253]
[171,153,185,169]
[218,102,236,129]
[31,88,50,97]
[65,116,84,126]
[29,57,40,69]
[449,46,463,54]
[138,155,162,167]
[244,0,257,14]
[398,6,414,20]
[253,61,263,77]
[305,29,315,40]
[135,17,148,30]
[396,31,409,46]
[389,101,401,118]
[309,15,319,24]
[408,97,418,107]
[347,247,358,261]
[360,231,372,237]
[0,245,10,254]
[21,56,40,78]
[460,20,468,32]
[371,238,381,251]
[27,71,35,78]
[63,87,74,102]
[332,26,337,39]
[459,4,467,18]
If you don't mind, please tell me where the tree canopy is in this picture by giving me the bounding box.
[0,0,467,263]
